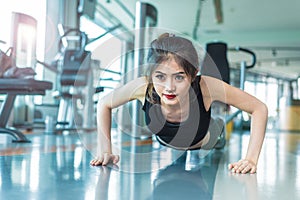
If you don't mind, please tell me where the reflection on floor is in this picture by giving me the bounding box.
[0,128,300,200]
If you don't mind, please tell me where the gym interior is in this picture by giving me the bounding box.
[1,1,300,199]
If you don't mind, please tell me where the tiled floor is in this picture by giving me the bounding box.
[0,128,300,200]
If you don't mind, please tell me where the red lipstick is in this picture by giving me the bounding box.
[163,94,176,100]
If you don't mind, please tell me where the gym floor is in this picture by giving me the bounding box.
[0,128,300,200]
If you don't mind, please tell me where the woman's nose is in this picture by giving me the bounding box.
[165,78,175,92]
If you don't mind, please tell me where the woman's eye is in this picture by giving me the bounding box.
[175,75,184,81]
[155,75,165,80]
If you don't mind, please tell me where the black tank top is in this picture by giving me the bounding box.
[142,75,211,148]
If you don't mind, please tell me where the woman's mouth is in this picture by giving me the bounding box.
[163,94,177,100]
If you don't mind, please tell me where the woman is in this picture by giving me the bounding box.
[90,33,268,174]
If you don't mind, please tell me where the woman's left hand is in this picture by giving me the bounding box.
[228,159,257,174]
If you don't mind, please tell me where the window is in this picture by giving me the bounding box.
[0,0,46,104]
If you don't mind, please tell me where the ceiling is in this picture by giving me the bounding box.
[93,0,300,80]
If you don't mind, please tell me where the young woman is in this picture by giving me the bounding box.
[90,33,268,174]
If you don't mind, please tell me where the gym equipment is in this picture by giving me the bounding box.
[53,29,93,132]
[201,41,256,147]
[10,12,38,127]
[0,79,52,142]
[202,42,230,84]
[202,42,256,90]
[225,46,256,124]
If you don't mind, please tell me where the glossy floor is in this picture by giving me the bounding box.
[0,128,300,200]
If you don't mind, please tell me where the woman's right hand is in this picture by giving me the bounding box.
[90,153,120,166]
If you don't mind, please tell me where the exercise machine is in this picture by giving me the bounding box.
[53,28,93,133]
[201,41,256,148]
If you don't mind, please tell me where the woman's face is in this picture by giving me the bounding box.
[151,58,192,106]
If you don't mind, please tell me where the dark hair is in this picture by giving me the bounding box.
[146,33,199,103]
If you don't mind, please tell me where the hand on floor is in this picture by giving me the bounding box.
[228,159,257,174]
[90,153,120,166]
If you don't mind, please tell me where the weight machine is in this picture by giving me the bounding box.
[202,41,257,130]
[52,28,95,133]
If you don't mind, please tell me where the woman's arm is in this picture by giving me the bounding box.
[90,76,148,166]
[201,76,268,173]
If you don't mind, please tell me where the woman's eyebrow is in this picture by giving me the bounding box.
[154,71,185,75]
[154,71,165,75]
[173,72,185,75]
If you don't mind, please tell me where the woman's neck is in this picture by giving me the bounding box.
[161,95,190,123]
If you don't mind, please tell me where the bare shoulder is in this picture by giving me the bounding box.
[199,75,227,107]
[121,76,148,102]
[200,75,224,86]
[103,76,148,109]
[199,75,225,94]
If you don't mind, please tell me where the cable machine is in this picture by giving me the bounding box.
[202,41,256,141]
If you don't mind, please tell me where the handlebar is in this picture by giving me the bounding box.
[234,46,256,69]
[58,29,88,60]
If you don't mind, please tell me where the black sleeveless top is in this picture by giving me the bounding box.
[142,75,211,148]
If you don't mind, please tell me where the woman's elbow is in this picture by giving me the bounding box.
[256,102,268,120]
[96,97,111,114]
[261,102,268,116]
